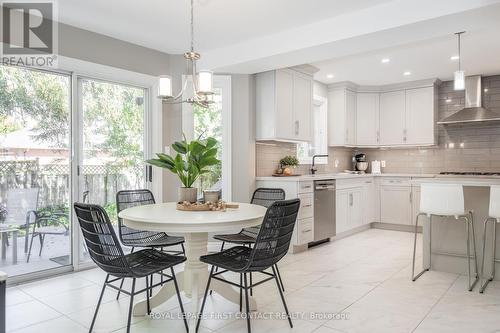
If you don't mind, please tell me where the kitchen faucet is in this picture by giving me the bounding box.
[310,154,328,174]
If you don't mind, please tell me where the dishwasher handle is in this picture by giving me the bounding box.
[315,184,335,190]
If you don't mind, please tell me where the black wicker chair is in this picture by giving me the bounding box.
[74,202,188,333]
[116,189,185,298]
[212,188,286,294]
[197,198,300,333]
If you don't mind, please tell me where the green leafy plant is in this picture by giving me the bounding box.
[146,135,220,188]
[280,155,299,167]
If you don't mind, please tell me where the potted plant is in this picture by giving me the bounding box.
[146,135,220,203]
[279,155,299,176]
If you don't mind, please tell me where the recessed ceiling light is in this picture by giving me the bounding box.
[381,58,390,63]
[450,55,460,61]
[326,74,334,79]
[403,71,411,76]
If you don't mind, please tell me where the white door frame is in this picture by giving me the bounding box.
[181,75,232,200]
[56,56,162,271]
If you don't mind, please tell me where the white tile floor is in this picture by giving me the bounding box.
[6,228,500,333]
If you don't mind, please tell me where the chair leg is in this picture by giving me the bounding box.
[275,264,285,292]
[249,272,253,296]
[465,215,479,291]
[26,233,36,263]
[243,273,252,333]
[126,278,136,333]
[239,273,243,312]
[145,276,151,315]
[272,266,292,328]
[196,266,215,333]
[210,242,225,296]
[149,275,154,297]
[38,234,45,256]
[117,247,135,300]
[412,214,430,281]
[480,218,495,293]
[89,274,109,333]
[181,243,186,255]
[170,267,188,333]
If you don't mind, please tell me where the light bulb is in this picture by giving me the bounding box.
[454,70,465,90]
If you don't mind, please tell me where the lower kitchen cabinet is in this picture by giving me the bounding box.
[380,185,412,225]
[336,187,363,233]
[411,185,421,225]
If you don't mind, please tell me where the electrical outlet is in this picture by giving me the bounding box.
[381,160,386,168]
[334,159,340,168]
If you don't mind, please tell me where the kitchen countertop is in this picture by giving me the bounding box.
[256,173,437,182]
[410,176,500,186]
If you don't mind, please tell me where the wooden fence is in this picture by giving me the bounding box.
[0,160,143,209]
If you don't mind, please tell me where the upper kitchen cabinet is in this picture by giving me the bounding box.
[255,68,313,142]
[327,79,438,147]
[328,88,356,146]
[379,90,406,145]
[356,92,380,146]
[405,86,437,146]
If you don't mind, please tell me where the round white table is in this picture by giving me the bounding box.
[118,202,267,332]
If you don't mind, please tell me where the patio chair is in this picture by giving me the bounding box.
[3,188,39,253]
[26,207,69,263]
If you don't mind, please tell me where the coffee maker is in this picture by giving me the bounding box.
[352,152,368,172]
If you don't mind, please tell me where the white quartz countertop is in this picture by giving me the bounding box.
[256,173,437,182]
[411,176,500,186]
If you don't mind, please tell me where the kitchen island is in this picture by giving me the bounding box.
[411,177,500,280]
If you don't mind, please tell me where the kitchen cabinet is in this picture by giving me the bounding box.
[379,90,406,145]
[336,185,364,233]
[328,88,356,146]
[380,185,411,225]
[356,93,380,146]
[405,87,436,145]
[256,68,313,142]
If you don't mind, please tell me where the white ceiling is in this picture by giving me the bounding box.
[56,0,392,54]
[313,29,500,85]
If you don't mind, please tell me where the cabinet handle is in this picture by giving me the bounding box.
[403,129,407,142]
[349,193,353,206]
[377,130,380,143]
[410,191,413,203]
[345,129,348,142]
[302,229,312,233]
[295,120,299,135]
[303,204,312,208]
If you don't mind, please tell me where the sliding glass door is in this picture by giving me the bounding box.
[0,65,152,279]
[77,77,149,264]
[0,65,72,277]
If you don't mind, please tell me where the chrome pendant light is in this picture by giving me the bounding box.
[158,0,214,108]
[453,31,465,91]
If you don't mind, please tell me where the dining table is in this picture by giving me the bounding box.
[118,202,267,332]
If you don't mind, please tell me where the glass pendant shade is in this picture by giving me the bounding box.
[158,75,173,98]
[454,70,465,90]
[197,70,213,94]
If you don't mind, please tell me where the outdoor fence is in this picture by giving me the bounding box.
[0,160,144,209]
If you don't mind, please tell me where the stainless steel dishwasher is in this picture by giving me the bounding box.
[313,180,336,242]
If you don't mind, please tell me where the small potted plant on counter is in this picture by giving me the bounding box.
[146,135,220,203]
[278,155,299,176]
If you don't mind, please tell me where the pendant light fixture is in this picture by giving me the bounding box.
[157,0,214,108]
[453,31,465,91]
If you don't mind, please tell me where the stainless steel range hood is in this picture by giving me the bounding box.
[437,75,500,125]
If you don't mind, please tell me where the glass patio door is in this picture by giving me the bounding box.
[0,65,72,278]
[77,77,149,264]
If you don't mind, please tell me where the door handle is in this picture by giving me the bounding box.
[295,121,299,135]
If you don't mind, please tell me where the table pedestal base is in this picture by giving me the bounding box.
[132,232,257,332]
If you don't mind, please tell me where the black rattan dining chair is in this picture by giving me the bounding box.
[74,202,188,333]
[197,198,300,333]
[116,189,185,298]
[212,188,286,294]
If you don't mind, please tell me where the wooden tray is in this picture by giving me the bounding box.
[176,202,240,211]
[272,174,301,177]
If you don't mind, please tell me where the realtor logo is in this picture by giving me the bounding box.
[1,1,57,66]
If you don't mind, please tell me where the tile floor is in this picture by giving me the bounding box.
[5,228,500,333]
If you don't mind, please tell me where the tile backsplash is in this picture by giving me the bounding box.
[255,75,500,176]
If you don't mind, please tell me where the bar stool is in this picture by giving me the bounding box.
[479,185,500,293]
[412,183,479,291]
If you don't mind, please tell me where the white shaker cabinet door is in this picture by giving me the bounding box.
[356,92,380,145]
[405,87,435,145]
[379,90,406,145]
[275,69,294,139]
